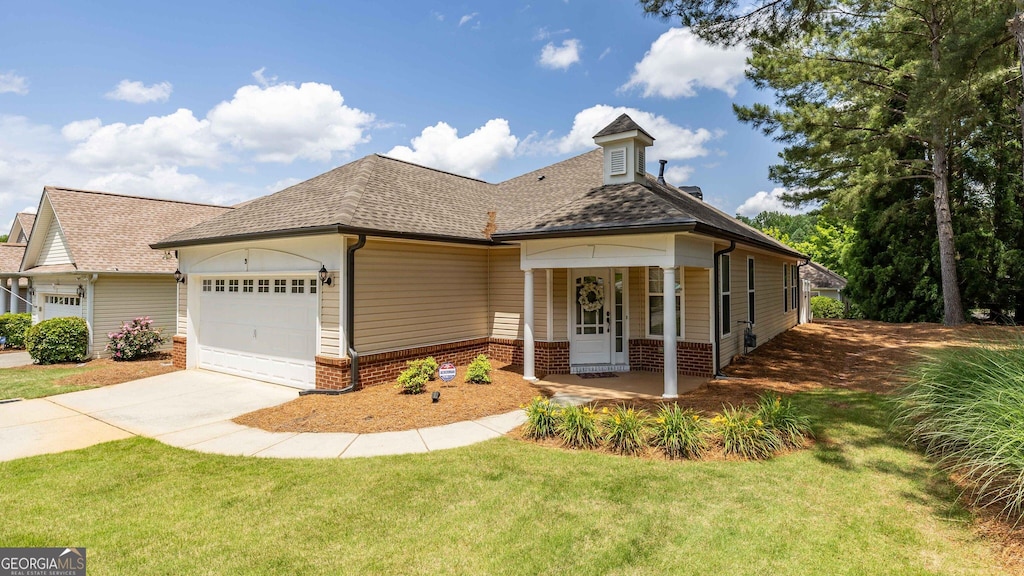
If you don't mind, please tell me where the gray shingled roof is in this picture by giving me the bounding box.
[803,261,847,290]
[593,113,655,141]
[154,144,802,259]
[0,243,26,275]
[13,213,35,241]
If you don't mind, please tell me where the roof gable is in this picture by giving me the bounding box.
[804,262,847,289]
[7,212,35,244]
[22,187,232,274]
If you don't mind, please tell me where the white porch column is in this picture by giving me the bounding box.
[523,268,537,381]
[662,266,678,398]
[0,278,8,315]
[9,276,18,311]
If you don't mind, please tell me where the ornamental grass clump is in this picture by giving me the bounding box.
[105,317,165,361]
[602,404,651,455]
[893,339,1024,521]
[557,404,600,449]
[755,392,814,447]
[466,354,492,384]
[523,396,557,439]
[714,405,782,460]
[652,404,712,459]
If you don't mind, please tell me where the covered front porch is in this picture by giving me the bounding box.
[535,371,710,401]
[516,232,719,399]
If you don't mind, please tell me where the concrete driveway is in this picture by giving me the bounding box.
[0,351,33,368]
[0,370,296,462]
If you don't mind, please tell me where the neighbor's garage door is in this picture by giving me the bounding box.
[43,295,82,320]
[198,277,318,389]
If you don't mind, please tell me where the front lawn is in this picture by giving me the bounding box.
[0,388,1007,575]
[0,355,177,400]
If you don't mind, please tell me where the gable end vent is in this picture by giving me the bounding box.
[609,148,627,175]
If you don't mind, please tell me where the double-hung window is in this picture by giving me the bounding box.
[721,255,732,336]
[783,264,790,312]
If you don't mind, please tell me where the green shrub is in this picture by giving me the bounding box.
[652,404,712,459]
[24,317,89,364]
[396,356,437,394]
[713,405,782,460]
[602,404,651,455]
[523,396,557,439]
[845,302,865,319]
[105,316,165,361]
[466,354,492,384]
[0,312,31,348]
[893,338,1024,521]
[811,296,845,319]
[556,404,600,449]
[755,392,814,447]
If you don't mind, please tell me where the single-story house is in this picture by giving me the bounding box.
[154,114,808,397]
[0,212,34,314]
[20,187,231,357]
[803,261,847,301]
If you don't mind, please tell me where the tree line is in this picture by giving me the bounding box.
[643,0,1024,324]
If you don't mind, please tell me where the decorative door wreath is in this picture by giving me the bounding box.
[578,280,605,312]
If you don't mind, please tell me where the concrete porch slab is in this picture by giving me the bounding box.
[536,372,709,401]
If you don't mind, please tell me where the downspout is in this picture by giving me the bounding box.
[796,258,810,323]
[713,241,736,377]
[300,234,367,396]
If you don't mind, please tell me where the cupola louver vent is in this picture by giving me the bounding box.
[610,148,627,175]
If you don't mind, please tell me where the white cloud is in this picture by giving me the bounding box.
[533,27,570,41]
[663,165,694,184]
[83,165,251,206]
[267,177,302,192]
[522,104,719,161]
[0,72,29,95]
[539,39,582,70]
[207,82,374,163]
[622,28,749,98]
[251,67,278,88]
[105,79,173,103]
[431,11,444,21]
[735,187,806,217]
[65,109,223,171]
[459,12,478,26]
[385,119,518,178]
[598,47,612,61]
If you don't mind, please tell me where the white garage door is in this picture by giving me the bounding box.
[43,295,82,320]
[198,277,318,389]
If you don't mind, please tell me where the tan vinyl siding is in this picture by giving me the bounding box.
[552,268,567,341]
[355,240,488,354]
[38,221,72,266]
[684,267,710,343]
[717,248,798,367]
[176,282,187,335]
[92,275,176,358]
[320,280,341,357]
[629,267,645,338]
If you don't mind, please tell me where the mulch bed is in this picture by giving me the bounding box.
[17,353,178,387]
[234,363,549,434]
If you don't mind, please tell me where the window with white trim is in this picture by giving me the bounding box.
[258,279,269,293]
[228,279,239,293]
[45,295,80,306]
[215,279,225,293]
[791,265,799,311]
[647,267,681,338]
[721,254,732,336]
[309,279,317,294]
[783,264,790,312]
[274,279,287,293]
[747,257,755,324]
[202,279,212,292]
[243,280,253,293]
[291,279,305,294]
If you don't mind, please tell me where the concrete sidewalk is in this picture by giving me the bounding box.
[0,351,33,368]
[0,369,530,461]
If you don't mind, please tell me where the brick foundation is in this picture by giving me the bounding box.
[628,339,714,378]
[171,335,187,370]
[315,338,573,390]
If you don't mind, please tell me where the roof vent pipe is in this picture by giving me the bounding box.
[657,160,667,184]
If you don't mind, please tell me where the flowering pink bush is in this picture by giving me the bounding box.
[105,317,165,361]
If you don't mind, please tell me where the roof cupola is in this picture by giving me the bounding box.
[592,113,655,186]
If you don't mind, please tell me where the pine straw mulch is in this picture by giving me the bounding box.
[234,363,548,434]
[23,352,178,387]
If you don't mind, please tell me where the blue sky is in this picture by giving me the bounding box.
[0,0,798,234]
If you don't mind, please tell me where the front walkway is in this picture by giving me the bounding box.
[0,369,526,461]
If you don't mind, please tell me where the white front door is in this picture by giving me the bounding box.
[197,277,318,389]
[571,269,612,365]
[42,294,82,320]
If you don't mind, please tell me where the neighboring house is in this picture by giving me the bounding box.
[803,261,847,302]
[20,187,231,357]
[154,115,807,397]
[0,212,34,315]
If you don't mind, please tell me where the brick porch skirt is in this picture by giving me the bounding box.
[628,339,714,378]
